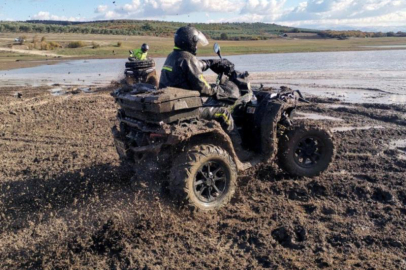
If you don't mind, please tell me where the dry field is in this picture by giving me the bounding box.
[0,85,406,269]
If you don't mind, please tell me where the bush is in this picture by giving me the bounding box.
[32,35,40,43]
[27,43,35,50]
[49,41,61,49]
[117,41,122,47]
[39,41,61,50]
[40,42,50,50]
[67,41,86,48]
[92,42,100,49]
[41,36,46,42]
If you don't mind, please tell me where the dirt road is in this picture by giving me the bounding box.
[0,85,405,269]
[0,47,66,58]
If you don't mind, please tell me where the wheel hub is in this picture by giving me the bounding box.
[193,161,228,203]
[294,136,323,168]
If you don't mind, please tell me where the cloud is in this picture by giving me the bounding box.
[31,11,83,21]
[96,0,240,19]
[279,10,406,30]
[28,0,406,31]
[95,5,108,14]
[279,0,406,21]
[213,0,406,31]
[123,0,141,12]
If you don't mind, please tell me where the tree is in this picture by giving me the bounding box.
[142,22,154,31]
[220,33,228,40]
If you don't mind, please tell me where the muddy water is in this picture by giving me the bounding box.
[1,49,406,103]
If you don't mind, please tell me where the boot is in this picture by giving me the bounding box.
[229,129,253,161]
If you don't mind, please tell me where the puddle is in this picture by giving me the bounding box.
[325,104,356,109]
[360,45,406,48]
[294,112,343,121]
[389,139,406,160]
[79,87,93,93]
[389,139,406,150]
[49,87,93,96]
[331,125,384,132]
[50,88,67,96]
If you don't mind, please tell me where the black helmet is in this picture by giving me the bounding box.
[141,43,149,52]
[174,26,209,55]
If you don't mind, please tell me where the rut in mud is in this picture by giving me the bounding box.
[0,86,405,269]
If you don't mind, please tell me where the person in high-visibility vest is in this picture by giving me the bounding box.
[130,43,149,60]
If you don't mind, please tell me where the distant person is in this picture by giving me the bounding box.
[130,43,149,60]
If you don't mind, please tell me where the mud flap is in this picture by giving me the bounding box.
[112,126,130,160]
[114,138,129,159]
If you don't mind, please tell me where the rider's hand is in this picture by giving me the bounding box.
[220,59,232,66]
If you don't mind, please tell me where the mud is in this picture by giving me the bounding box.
[0,85,405,269]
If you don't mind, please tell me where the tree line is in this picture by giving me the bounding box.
[1,21,404,40]
[0,21,305,39]
[318,30,406,39]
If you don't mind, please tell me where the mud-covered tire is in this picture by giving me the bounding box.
[170,144,237,211]
[125,59,155,69]
[278,126,335,177]
[146,72,159,88]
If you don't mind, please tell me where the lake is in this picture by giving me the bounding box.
[1,49,406,103]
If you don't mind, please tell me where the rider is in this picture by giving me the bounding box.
[131,43,149,60]
[159,26,235,131]
[159,26,250,159]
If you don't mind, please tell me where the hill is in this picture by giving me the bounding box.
[0,20,316,40]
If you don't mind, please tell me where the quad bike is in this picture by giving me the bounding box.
[112,43,335,211]
[124,51,159,88]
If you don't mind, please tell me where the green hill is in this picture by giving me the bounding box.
[0,20,317,40]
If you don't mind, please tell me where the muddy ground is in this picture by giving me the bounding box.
[0,85,405,269]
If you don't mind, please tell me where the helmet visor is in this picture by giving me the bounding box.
[196,31,209,47]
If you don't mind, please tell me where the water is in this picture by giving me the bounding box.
[1,49,406,103]
[360,45,406,48]
[295,112,343,121]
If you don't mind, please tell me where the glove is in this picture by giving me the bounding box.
[200,59,221,71]
[206,59,233,75]
[203,59,221,67]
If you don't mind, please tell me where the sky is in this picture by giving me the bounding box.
[1,0,406,31]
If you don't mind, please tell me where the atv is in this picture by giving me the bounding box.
[112,43,335,211]
[124,51,159,88]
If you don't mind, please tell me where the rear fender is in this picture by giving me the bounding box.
[167,121,245,171]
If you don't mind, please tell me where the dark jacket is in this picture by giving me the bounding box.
[159,49,216,96]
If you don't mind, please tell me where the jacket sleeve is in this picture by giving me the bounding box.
[181,58,216,96]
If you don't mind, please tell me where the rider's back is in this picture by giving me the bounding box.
[159,49,213,96]
[159,50,189,89]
